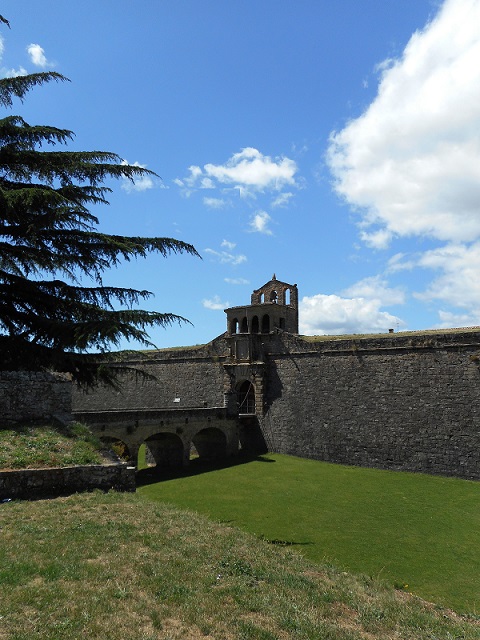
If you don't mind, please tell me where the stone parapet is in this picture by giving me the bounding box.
[0,463,136,500]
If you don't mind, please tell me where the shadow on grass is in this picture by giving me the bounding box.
[258,534,314,547]
[135,452,276,487]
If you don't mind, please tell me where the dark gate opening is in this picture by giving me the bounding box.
[237,380,255,415]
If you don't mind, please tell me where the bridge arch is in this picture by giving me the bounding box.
[144,432,185,469]
[191,427,227,461]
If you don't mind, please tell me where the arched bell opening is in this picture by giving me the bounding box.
[261,314,270,333]
[251,315,260,333]
[230,317,239,335]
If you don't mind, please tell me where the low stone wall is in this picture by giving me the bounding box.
[0,463,136,500]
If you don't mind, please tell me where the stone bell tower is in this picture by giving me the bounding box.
[225,274,298,342]
[223,275,298,420]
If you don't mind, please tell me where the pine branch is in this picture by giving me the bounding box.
[0,73,69,108]
[0,65,200,385]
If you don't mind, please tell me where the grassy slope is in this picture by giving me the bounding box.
[1,491,478,640]
[138,454,480,614]
[0,422,105,469]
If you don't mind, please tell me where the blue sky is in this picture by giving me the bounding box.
[2,0,480,349]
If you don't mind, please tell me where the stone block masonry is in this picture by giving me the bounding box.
[0,463,136,500]
[72,329,480,480]
[259,332,480,480]
[0,371,73,425]
[72,339,229,413]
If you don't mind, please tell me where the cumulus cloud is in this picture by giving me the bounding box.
[299,293,405,336]
[205,148,297,190]
[27,43,51,68]
[202,295,229,310]
[414,242,480,309]
[175,148,298,199]
[249,211,273,235]
[120,160,155,193]
[341,275,406,306]
[327,0,480,247]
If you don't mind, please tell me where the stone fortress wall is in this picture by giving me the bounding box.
[257,331,480,480]
[71,276,480,480]
[0,276,469,480]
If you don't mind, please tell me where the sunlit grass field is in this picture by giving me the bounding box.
[138,453,480,614]
[1,491,478,640]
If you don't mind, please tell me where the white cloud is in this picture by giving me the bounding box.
[204,246,247,265]
[271,192,294,208]
[175,148,298,199]
[0,35,4,62]
[387,253,417,273]
[414,242,480,309]
[120,160,155,193]
[200,177,215,189]
[299,293,405,336]
[341,275,406,306]
[202,295,229,310]
[327,0,480,247]
[221,239,236,251]
[225,277,249,285]
[4,66,27,78]
[27,43,51,68]
[435,309,480,329]
[203,196,226,209]
[249,211,273,235]
[204,148,297,191]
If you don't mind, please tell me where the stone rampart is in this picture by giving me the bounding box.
[71,330,480,480]
[0,371,72,425]
[259,331,480,479]
[72,338,229,412]
[0,463,136,500]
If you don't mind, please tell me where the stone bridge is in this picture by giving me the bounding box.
[73,407,240,470]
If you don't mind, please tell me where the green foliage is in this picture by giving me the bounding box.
[0,40,199,386]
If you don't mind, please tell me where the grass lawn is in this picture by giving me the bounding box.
[138,453,480,614]
[1,491,478,640]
